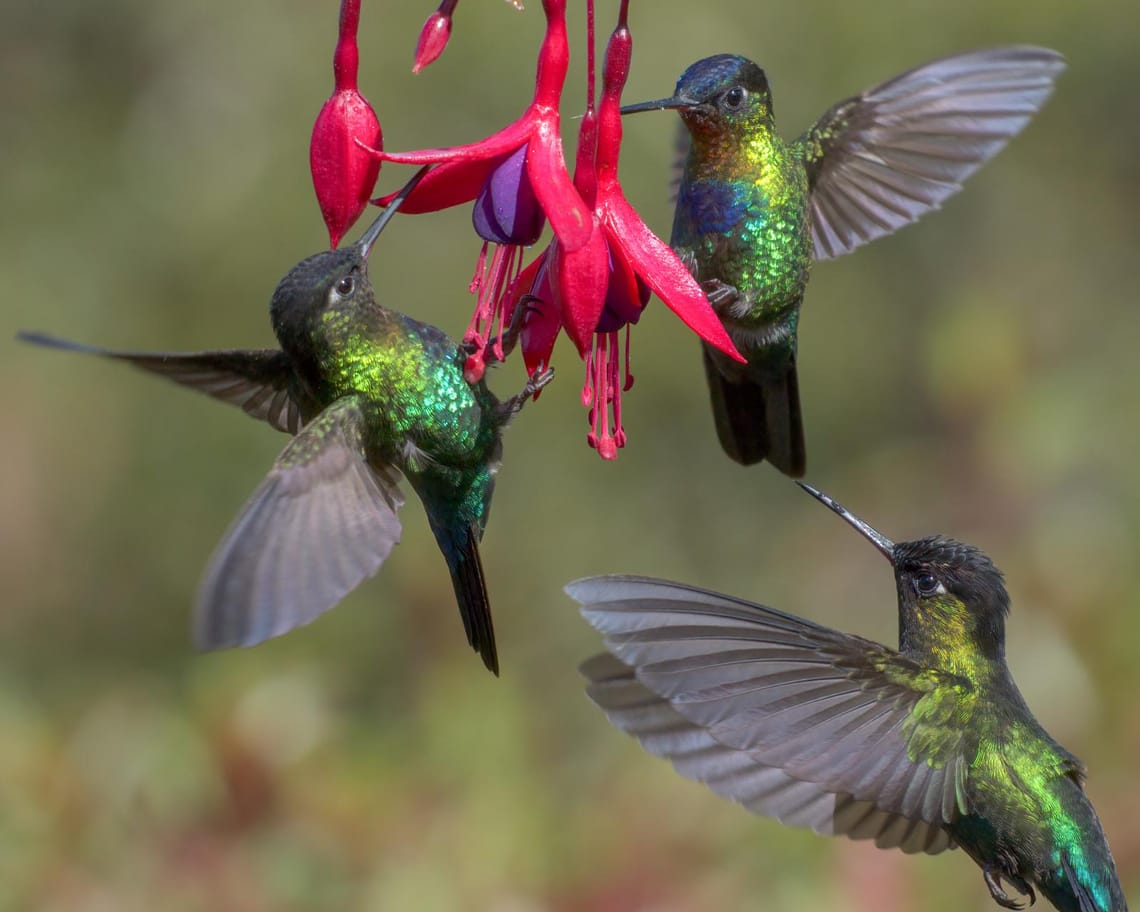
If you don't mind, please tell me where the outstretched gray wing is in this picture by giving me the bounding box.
[796,46,1065,260]
[18,331,314,433]
[571,575,976,834]
[197,396,404,649]
[582,652,954,854]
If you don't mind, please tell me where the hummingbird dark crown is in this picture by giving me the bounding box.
[270,247,370,361]
[894,535,1011,660]
[894,536,1010,614]
[675,54,773,129]
[678,54,770,102]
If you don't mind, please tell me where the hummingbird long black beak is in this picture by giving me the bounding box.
[797,482,896,562]
[355,165,431,259]
[620,95,700,115]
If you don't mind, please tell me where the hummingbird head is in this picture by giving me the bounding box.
[891,536,1010,661]
[622,54,773,139]
[269,246,374,363]
[797,483,1011,665]
[269,167,428,365]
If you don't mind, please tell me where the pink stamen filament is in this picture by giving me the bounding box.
[463,243,526,381]
[623,323,634,392]
[583,330,627,460]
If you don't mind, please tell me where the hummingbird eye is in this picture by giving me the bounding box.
[722,86,747,110]
[333,275,355,299]
[913,572,945,598]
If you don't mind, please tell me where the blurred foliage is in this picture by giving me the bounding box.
[2,1,1139,910]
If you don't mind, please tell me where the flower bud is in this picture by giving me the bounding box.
[413,1,458,73]
[309,0,382,248]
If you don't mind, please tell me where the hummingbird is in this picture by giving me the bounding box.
[572,483,1126,912]
[622,47,1065,476]
[19,170,552,675]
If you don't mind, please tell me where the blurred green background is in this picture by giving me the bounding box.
[2,1,1138,909]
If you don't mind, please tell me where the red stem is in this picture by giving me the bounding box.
[333,0,361,92]
[534,0,570,109]
[586,0,596,110]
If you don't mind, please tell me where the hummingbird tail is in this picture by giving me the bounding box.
[442,524,499,676]
[702,345,806,476]
[1049,847,1129,912]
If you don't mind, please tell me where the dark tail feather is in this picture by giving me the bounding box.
[440,524,498,676]
[1057,856,1127,912]
[702,345,806,476]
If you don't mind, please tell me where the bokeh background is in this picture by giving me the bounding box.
[2,1,1138,909]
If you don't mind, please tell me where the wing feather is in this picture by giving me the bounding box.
[17,331,315,433]
[797,46,1065,259]
[196,396,404,649]
[581,650,955,855]
[572,575,975,831]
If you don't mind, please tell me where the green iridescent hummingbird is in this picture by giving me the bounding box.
[622,47,1065,475]
[20,171,551,675]
[572,483,1126,912]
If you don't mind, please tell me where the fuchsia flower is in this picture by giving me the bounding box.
[372,0,742,457]
[523,1,744,458]
[310,0,383,249]
[370,0,590,250]
[369,0,591,382]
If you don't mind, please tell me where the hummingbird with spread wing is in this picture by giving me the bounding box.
[21,172,551,675]
[623,47,1065,475]
[572,483,1126,912]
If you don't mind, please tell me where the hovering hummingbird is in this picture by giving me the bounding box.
[572,483,1126,912]
[20,171,552,675]
[622,47,1065,476]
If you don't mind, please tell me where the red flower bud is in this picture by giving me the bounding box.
[310,0,382,248]
[413,1,458,74]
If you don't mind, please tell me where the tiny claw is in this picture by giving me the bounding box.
[498,367,554,420]
[495,293,541,362]
[984,866,1030,911]
[701,278,743,312]
[522,366,555,399]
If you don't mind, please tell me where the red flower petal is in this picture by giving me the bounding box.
[371,113,532,167]
[553,224,608,356]
[374,158,493,214]
[310,90,382,249]
[602,194,744,362]
[517,254,561,381]
[525,119,592,252]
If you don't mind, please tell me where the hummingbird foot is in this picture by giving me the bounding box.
[700,279,744,315]
[488,293,542,365]
[499,366,555,419]
[984,865,1035,910]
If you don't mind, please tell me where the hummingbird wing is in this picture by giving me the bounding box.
[570,576,977,829]
[17,331,315,433]
[196,395,404,650]
[794,46,1065,260]
[582,652,954,855]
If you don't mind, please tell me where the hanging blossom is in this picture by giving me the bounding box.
[370,0,743,458]
[367,0,591,382]
[518,0,744,458]
[310,0,383,249]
